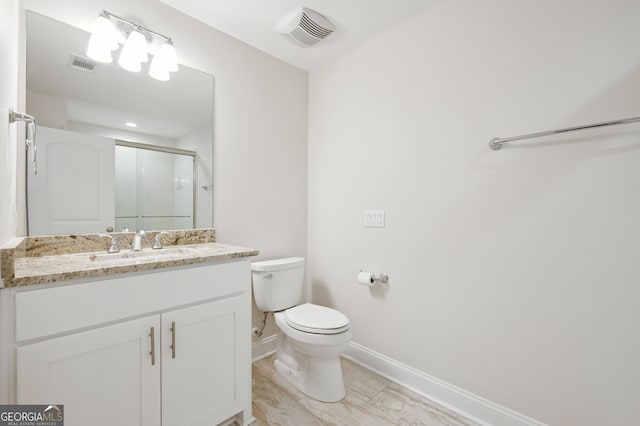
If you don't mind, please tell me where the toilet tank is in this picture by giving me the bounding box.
[251,257,305,312]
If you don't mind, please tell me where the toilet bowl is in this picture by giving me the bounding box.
[273,304,352,402]
[251,258,352,402]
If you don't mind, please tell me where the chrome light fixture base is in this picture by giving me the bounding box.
[116,20,153,45]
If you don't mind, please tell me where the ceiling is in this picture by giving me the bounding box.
[159,0,441,70]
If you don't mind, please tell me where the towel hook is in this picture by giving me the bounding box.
[9,108,37,175]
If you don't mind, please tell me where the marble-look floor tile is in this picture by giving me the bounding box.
[252,354,478,426]
[298,391,396,426]
[253,355,308,402]
[341,358,391,401]
[252,361,326,426]
[368,383,481,426]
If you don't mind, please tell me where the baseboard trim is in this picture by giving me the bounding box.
[251,333,277,362]
[344,342,546,426]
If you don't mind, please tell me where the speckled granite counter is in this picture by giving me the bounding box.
[1,228,259,288]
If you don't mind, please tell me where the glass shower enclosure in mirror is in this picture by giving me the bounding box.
[115,142,195,232]
[24,11,214,235]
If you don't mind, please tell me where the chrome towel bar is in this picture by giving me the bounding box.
[489,115,640,150]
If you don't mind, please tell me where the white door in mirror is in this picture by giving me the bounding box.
[28,126,115,235]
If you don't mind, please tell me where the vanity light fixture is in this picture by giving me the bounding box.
[86,10,179,81]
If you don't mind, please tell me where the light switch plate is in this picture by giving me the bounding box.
[365,210,385,228]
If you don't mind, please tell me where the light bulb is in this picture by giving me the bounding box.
[87,35,113,63]
[91,15,118,50]
[148,40,179,81]
[118,30,147,72]
[86,14,118,63]
[149,54,170,81]
[158,42,178,72]
[129,30,149,62]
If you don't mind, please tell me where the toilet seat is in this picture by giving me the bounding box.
[285,303,349,335]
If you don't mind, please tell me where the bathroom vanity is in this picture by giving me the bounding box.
[0,229,258,426]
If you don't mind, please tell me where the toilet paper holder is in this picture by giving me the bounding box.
[375,273,389,284]
[359,269,389,284]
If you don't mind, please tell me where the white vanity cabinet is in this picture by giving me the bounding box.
[17,315,162,426]
[4,259,253,426]
[161,295,248,426]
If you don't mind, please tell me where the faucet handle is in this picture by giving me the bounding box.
[153,232,169,249]
[99,234,120,253]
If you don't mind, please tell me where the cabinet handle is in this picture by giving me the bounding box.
[149,327,156,366]
[170,321,176,359]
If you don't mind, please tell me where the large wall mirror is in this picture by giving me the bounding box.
[24,11,214,235]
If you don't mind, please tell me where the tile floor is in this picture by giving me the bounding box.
[251,355,479,426]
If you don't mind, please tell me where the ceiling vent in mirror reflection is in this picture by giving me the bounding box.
[68,54,96,73]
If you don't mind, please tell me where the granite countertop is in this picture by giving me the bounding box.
[1,229,259,288]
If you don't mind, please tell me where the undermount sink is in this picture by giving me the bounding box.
[89,247,201,264]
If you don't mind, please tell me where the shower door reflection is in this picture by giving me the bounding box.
[115,142,195,231]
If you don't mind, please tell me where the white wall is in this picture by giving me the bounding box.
[19,0,308,337]
[0,0,20,249]
[26,91,67,129]
[308,0,640,425]
[178,124,213,229]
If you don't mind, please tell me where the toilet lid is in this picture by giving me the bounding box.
[285,303,350,335]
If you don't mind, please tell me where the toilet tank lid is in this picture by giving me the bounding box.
[251,257,305,272]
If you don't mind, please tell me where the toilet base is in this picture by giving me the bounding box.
[274,351,346,402]
[272,310,352,403]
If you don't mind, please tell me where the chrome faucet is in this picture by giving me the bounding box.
[99,234,120,253]
[132,230,146,251]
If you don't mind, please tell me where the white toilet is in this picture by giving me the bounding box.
[251,257,352,402]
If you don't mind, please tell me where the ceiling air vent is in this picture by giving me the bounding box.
[68,54,96,73]
[276,7,335,47]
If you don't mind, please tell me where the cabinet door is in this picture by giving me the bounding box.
[162,294,250,426]
[17,316,161,426]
